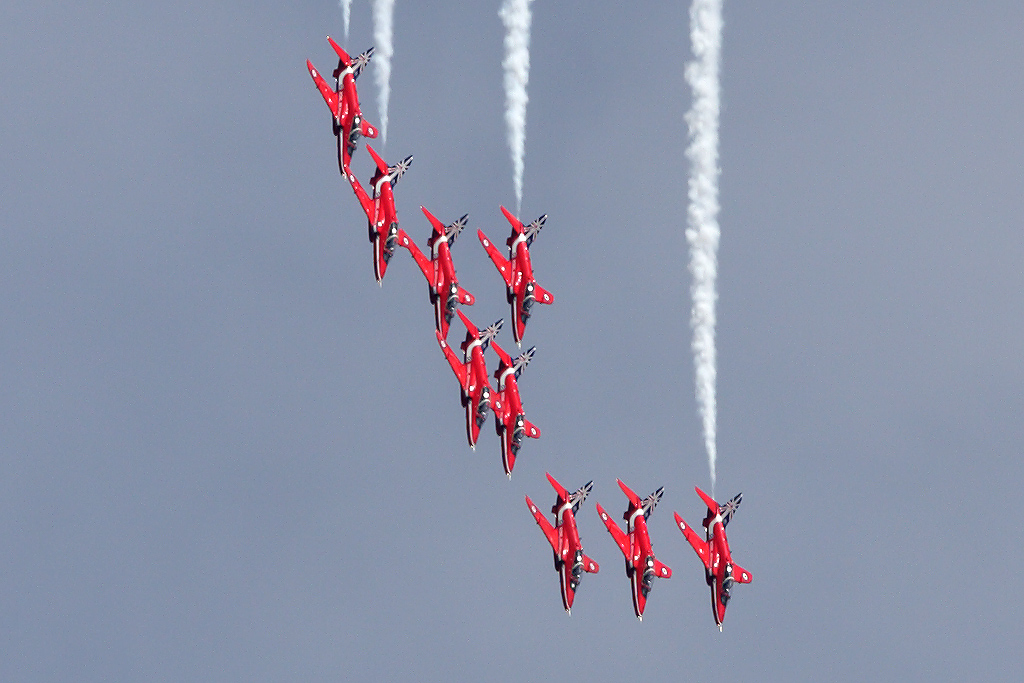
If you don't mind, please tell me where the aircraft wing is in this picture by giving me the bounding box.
[525,496,559,552]
[674,512,711,571]
[581,553,600,574]
[435,331,468,390]
[491,389,508,423]
[596,503,631,559]
[455,285,475,306]
[398,230,433,284]
[478,230,513,288]
[307,61,340,118]
[731,563,752,584]
[651,558,672,580]
[344,168,375,221]
[532,282,554,306]
[522,417,540,440]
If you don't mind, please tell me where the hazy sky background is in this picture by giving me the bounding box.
[2,1,1023,680]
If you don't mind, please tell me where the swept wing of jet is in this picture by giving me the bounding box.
[343,144,412,283]
[675,487,751,630]
[398,207,475,338]
[306,36,379,171]
[596,480,672,620]
[489,340,540,478]
[478,206,553,346]
[526,473,599,613]
[435,312,502,449]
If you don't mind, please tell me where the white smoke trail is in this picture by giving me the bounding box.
[340,0,352,42]
[372,0,396,143]
[685,0,723,494]
[500,0,535,214]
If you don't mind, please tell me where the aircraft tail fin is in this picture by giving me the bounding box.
[447,214,469,246]
[571,481,594,512]
[351,46,374,79]
[388,155,413,187]
[479,318,503,352]
[525,214,547,246]
[641,487,664,518]
[513,346,535,379]
[721,492,742,527]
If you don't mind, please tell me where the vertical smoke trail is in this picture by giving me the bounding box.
[685,0,723,494]
[500,0,535,214]
[340,0,352,42]
[372,0,396,143]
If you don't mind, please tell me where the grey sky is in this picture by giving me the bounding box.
[1,1,1022,680]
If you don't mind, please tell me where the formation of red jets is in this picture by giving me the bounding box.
[307,36,751,626]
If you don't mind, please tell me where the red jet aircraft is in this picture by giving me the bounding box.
[435,311,502,449]
[675,487,751,630]
[478,207,554,346]
[597,480,672,620]
[398,207,475,338]
[306,37,379,170]
[344,144,412,284]
[489,340,539,478]
[526,473,600,613]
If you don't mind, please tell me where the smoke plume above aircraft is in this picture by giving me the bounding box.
[685,0,723,493]
[340,0,352,42]
[499,0,535,213]
[372,0,396,143]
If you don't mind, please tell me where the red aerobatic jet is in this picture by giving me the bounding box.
[306,37,379,170]
[675,487,752,630]
[398,207,475,338]
[344,144,412,284]
[526,473,600,613]
[435,311,502,449]
[478,206,554,346]
[597,480,672,620]
[489,340,540,478]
